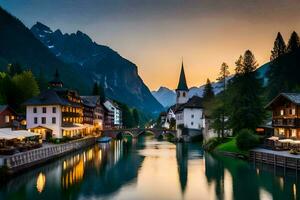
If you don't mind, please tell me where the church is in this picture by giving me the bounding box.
[164,62,205,142]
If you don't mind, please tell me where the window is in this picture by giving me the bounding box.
[42,117,46,124]
[292,129,297,137]
[34,117,38,124]
[280,109,284,116]
[191,122,194,126]
[5,115,9,123]
[42,107,47,113]
[292,109,296,115]
[191,114,194,118]
[52,107,56,113]
[33,107,37,113]
[52,117,56,124]
[183,92,186,97]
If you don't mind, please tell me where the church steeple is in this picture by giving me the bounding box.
[49,69,63,88]
[176,61,188,91]
[176,61,189,105]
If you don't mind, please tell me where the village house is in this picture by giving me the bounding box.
[266,93,300,139]
[162,62,205,141]
[104,99,122,128]
[80,96,105,131]
[24,70,93,140]
[0,105,17,128]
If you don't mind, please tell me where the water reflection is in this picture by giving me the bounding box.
[1,137,300,200]
[36,172,46,193]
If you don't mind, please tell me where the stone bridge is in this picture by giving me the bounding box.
[102,128,176,139]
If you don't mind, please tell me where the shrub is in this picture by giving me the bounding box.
[236,129,259,150]
[203,137,224,152]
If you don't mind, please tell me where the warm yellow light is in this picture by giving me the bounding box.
[293,183,297,199]
[36,172,46,193]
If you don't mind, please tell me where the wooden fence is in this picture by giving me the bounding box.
[1,137,96,171]
[250,150,300,170]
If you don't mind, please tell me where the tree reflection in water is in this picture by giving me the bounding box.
[1,138,300,200]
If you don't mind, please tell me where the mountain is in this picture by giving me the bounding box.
[30,22,163,113]
[152,63,270,108]
[151,87,176,108]
[0,6,163,113]
[0,7,87,92]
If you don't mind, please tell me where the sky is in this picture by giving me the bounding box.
[1,0,300,90]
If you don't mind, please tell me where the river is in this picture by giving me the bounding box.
[0,136,299,200]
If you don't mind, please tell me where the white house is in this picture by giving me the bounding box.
[175,96,205,141]
[25,70,91,139]
[104,99,122,128]
[171,62,205,141]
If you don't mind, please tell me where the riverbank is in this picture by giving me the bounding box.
[203,137,249,157]
[250,148,300,170]
[0,136,97,175]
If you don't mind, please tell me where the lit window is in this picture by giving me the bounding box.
[280,109,284,115]
[5,115,9,123]
[292,109,296,115]
[292,129,297,137]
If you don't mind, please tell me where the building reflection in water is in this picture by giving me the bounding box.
[176,143,188,194]
[36,172,46,193]
[60,139,127,190]
[5,138,300,200]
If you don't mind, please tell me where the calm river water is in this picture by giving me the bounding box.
[0,136,299,200]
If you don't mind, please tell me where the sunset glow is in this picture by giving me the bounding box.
[2,0,300,90]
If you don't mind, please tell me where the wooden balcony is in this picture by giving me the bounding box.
[272,118,300,127]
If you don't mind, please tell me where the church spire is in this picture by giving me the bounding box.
[176,61,188,91]
[49,68,63,88]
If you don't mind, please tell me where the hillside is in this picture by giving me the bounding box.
[0,7,163,113]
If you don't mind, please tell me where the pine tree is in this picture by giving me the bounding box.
[217,62,230,91]
[203,78,214,101]
[92,82,100,95]
[7,62,22,77]
[227,50,265,133]
[99,84,106,103]
[270,32,286,61]
[119,104,134,128]
[132,108,140,127]
[287,31,300,53]
[268,33,288,99]
[214,63,230,137]
[37,68,48,92]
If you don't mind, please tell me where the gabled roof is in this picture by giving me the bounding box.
[0,105,8,113]
[0,105,17,115]
[81,96,100,107]
[104,99,120,109]
[175,96,204,112]
[24,89,81,107]
[176,62,188,91]
[265,93,300,109]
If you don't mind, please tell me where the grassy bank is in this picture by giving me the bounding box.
[216,137,249,157]
[203,136,250,158]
